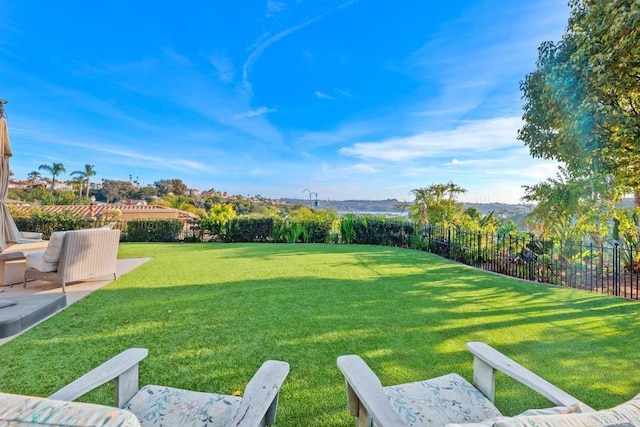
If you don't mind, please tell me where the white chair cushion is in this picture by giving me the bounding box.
[43,231,67,263]
[383,373,502,427]
[123,385,242,427]
[0,392,140,426]
[494,393,640,426]
[447,404,585,427]
[26,252,59,272]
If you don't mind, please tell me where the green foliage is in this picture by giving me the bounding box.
[229,197,255,215]
[70,164,96,198]
[283,221,304,243]
[8,187,89,205]
[154,178,188,196]
[53,190,91,205]
[225,217,275,242]
[612,207,640,268]
[522,168,614,245]
[519,0,640,199]
[351,216,415,247]
[123,219,184,242]
[409,234,429,251]
[95,179,137,203]
[11,209,90,238]
[199,203,237,240]
[157,195,198,213]
[340,214,357,244]
[410,182,466,226]
[38,162,65,191]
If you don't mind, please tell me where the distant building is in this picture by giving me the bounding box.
[8,179,46,189]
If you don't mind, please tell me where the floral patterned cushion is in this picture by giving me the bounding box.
[0,392,140,426]
[123,385,242,427]
[383,373,502,427]
[447,404,586,427]
[494,393,640,427]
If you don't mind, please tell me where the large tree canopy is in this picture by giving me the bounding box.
[519,0,640,197]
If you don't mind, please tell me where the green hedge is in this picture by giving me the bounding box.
[225,217,276,242]
[11,210,416,246]
[123,219,184,242]
[270,219,333,243]
[12,210,90,239]
[346,216,416,246]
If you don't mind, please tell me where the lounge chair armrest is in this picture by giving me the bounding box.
[466,342,593,412]
[234,360,290,426]
[49,348,149,408]
[337,355,405,427]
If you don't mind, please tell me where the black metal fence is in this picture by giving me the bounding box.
[91,217,640,300]
[426,224,640,300]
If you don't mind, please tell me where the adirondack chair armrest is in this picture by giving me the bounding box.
[466,342,593,412]
[49,348,149,408]
[337,355,406,427]
[235,360,290,426]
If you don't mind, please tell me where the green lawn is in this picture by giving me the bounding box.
[1,243,640,426]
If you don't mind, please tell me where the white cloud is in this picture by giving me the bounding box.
[340,117,523,161]
[266,0,287,17]
[334,88,356,98]
[315,91,336,100]
[352,163,379,173]
[242,0,359,94]
[208,53,235,82]
[235,107,277,119]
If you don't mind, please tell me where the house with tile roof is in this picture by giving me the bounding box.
[9,203,198,223]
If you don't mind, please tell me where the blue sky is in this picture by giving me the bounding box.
[1,0,567,203]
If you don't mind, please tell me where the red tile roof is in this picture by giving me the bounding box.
[10,204,198,220]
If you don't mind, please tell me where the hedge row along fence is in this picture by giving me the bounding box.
[12,212,418,245]
[14,211,640,300]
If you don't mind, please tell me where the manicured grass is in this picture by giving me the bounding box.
[2,243,640,426]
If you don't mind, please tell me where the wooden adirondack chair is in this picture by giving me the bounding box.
[337,342,640,427]
[1,348,289,427]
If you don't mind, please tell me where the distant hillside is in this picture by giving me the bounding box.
[282,198,532,217]
[282,198,405,213]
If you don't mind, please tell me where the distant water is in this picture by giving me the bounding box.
[338,211,409,217]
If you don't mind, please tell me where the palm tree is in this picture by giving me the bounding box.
[409,187,433,226]
[410,181,468,226]
[38,162,66,191]
[71,175,85,196]
[26,170,42,183]
[71,164,97,198]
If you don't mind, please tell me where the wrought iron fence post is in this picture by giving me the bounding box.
[614,242,620,297]
[528,233,535,281]
[447,227,452,259]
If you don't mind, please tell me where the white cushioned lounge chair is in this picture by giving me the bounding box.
[23,228,120,292]
[338,342,640,426]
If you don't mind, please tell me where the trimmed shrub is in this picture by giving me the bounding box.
[351,216,415,246]
[12,209,90,239]
[225,217,276,242]
[124,219,184,242]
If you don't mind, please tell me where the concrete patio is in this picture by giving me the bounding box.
[0,257,150,345]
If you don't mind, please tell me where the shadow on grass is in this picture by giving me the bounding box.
[2,243,640,426]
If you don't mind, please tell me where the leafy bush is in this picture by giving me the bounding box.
[352,216,415,246]
[12,209,90,238]
[301,220,332,243]
[124,219,184,242]
[340,214,357,244]
[225,217,276,242]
